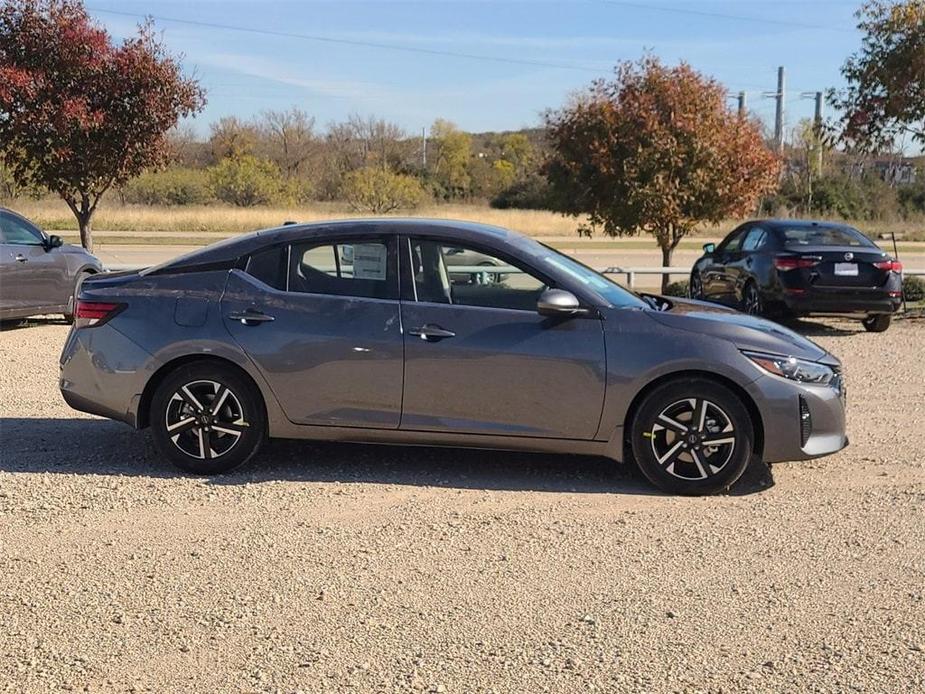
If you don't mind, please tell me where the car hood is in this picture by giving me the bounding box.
[645,297,829,362]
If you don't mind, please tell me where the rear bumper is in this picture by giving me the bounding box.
[747,372,848,463]
[779,286,901,315]
[59,324,151,427]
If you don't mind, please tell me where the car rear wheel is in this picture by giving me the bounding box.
[862,314,891,333]
[740,281,763,316]
[630,378,754,495]
[150,362,266,475]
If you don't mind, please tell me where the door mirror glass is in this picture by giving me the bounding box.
[45,234,63,249]
[537,288,584,317]
[702,242,716,255]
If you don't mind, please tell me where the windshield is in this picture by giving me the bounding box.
[534,243,648,308]
[781,225,875,248]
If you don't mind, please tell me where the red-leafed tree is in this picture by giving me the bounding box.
[545,56,780,291]
[0,0,205,250]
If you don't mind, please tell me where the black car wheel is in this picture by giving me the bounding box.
[741,281,763,316]
[689,273,704,300]
[862,314,891,333]
[631,378,754,495]
[150,362,266,474]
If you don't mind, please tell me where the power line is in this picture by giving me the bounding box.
[86,6,609,74]
[599,1,856,33]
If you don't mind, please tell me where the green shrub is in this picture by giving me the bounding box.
[491,173,554,210]
[123,167,212,206]
[662,280,690,297]
[341,166,426,213]
[903,275,925,302]
[208,155,287,207]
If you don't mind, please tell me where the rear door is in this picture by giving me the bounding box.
[222,234,404,428]
[398,237,606,440]
[704,227,746,303]
[727,226,768,298]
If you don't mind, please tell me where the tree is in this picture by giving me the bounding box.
[209,116,257,162]
[544,56,780,290]
[257,107,317,179]
[830,0,925,151]
[0,0,204,250]
[208,155,286,207]
[341,166,426,213]
[430,119,472,199]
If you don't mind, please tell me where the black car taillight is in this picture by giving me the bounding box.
[774,256,820,271]
[799,396,812,447]
[872,259,902,273]
[74,300,125,327]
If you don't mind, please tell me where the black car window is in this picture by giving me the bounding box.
[288,238,397,300]
[742,227,767,252]
[0,212,44,245]
[780,226,875,248]
[717,227,747,254]
[409,238,547,312]
[245,245,287,290]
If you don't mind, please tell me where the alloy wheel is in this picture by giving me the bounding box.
[743,284,761,315]
[164,380,248,460]
[649,398,737,481]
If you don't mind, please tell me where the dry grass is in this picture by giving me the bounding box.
[8,198,925,242]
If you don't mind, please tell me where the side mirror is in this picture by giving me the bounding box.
[45,234,63,250]
[537,288,585,317]
[702,242,716,255]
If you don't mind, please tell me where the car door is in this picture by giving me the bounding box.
[398,236,606,440]
[706,227,748,304]
[0,210,68,313]
[727,226,768,299]
[222,234,404,429]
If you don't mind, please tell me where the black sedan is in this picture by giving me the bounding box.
[690,220,903,332]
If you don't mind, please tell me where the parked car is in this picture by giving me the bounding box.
[690,220,902,332]
[0,207,103,324]
[442,246,507,284]
[60,219,848,495]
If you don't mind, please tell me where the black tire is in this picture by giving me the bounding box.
[862,314,891,333]
[150,361,266,474]
[689,272,704,300]
[630,378,754,495]
[63,271,92,324]
[739,281,764,316]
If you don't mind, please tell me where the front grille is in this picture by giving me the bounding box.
[799,396,812,447]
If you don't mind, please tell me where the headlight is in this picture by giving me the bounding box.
[742,351,834,385]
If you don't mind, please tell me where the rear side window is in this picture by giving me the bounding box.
[288,239,396,300]
[781,226,875,248]
[742,228,767,251]
[245,245,287,290]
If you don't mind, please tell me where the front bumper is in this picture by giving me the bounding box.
[747,371,847,463]
[59,324,151,427]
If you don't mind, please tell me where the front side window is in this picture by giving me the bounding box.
[0,212,44,245]
[289,239,395,300]
[409,239,547,312]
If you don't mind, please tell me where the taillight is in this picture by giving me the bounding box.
[74,301,124,326]
[774,256,819,271]
[872,259,902,272]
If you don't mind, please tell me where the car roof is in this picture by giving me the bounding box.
[755,219,859,231]
[142,218,532,275]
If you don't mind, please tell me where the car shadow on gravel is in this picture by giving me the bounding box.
[0,316,70,331]
[779,318,862,337]
[0,418,774,496]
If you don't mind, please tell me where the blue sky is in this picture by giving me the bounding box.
[85,1,864,139]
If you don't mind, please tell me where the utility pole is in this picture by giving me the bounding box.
[737,91,747,117]
[800,91,824,171]
[421,127,427,169]
[763,66,786,154]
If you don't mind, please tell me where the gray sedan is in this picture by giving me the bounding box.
[59,219,848,495]
[0,207,103,323]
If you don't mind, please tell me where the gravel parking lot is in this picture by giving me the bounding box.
[1,318,923,693]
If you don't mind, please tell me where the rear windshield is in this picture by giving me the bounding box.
[781,226,875,248]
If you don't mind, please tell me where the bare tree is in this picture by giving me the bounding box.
[257,107,317,179]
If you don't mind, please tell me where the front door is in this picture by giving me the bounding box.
[222,236,404,428]
[399,238,606,440]
[0,211,66,313]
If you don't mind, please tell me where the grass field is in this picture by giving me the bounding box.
[8,198,925,244]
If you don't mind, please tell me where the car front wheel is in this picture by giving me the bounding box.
[630,378,754,495]
[150,362,266,474]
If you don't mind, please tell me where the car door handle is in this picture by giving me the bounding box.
[408,324,456,341]
[14,254,28,263]
[227,309,275,325]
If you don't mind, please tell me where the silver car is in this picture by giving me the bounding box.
[60,219,848,495]
[1,207,103,323]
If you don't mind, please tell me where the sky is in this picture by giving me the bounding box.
[84,0,867,140]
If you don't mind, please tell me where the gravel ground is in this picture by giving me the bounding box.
[0,317,923,693]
